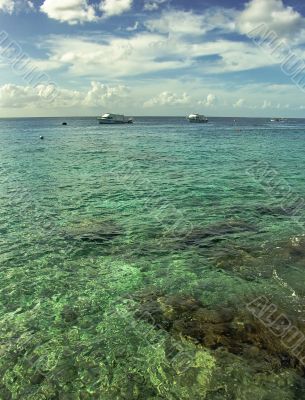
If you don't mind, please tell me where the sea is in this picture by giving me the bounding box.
[1,116,305,399]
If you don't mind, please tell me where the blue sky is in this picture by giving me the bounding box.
[1,0,305,117]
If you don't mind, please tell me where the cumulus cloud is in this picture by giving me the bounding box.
[0,82,130,109]
[237,0,305,42]
[198,93,217,107]
[144,0,305,44]
[99,0,133,17]
[83,81,130,106]
[40,0,97,24]
[1,79,304,116]
[206,93,217,106]
[144,91,190,108]
[0,84,61,108]
[0,0,15,13]
[40,0,133,23]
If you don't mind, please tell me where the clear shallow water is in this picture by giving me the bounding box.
[1,117,305,398]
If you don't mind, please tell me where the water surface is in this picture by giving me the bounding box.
[1,117,305,399]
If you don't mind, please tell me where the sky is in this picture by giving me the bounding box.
[1,0,305,117]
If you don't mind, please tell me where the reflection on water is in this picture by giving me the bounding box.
[1,117,305,398]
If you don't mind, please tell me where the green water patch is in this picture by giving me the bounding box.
[0,256,146,398]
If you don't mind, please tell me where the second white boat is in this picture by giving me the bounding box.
[187,114,208,123]
[98,113,133,124]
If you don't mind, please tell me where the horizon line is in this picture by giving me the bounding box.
[0,115,304,120]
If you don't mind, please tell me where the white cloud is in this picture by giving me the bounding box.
[40,0,97,24]
[144,0,167,11]
[33,32,278,80]
[198,93,217,107]
[0,0,15,13]
[0,0,36,14]
[0,84,59,108]
[99,0,132,17]
[233,98,245,108]
[193,40,275,73]
[33,34,193,78]
[27,1,34,10]
[262,100,272,109]
[145,8,235,37]
[206,93,217,106]
[83,81,130,106]
[127,21,139,31]
[1,79,305,117]
[6,0,302,45]
[144,0,305,45]
[144,91,190,107]
[40,0,133,23]
[0,82,130,109]
[31,1,305,79]
[237,0,305,42]
[146,10,206,36]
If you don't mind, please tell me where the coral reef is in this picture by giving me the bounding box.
[134,291,305,375]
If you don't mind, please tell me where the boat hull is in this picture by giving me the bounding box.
[188,119,208,123]
[98,120,131,124]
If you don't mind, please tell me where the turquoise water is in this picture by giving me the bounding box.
[1,117,305,398]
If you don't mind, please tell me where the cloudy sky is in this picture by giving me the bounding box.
[1,0,305,117]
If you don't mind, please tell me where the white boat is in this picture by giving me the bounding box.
[270,117,286,122]
[187,113,208,123]
[98,113,133,124]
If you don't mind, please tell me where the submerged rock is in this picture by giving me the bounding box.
[213,233,305,280]
[133,291,305,376]
[255,204,303,217]
[214,246,257,269]
[211,245,275,280]
[61,305,78,323]
[274,235,305,260]
[64,219,123,244]
[168,220,257,250]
